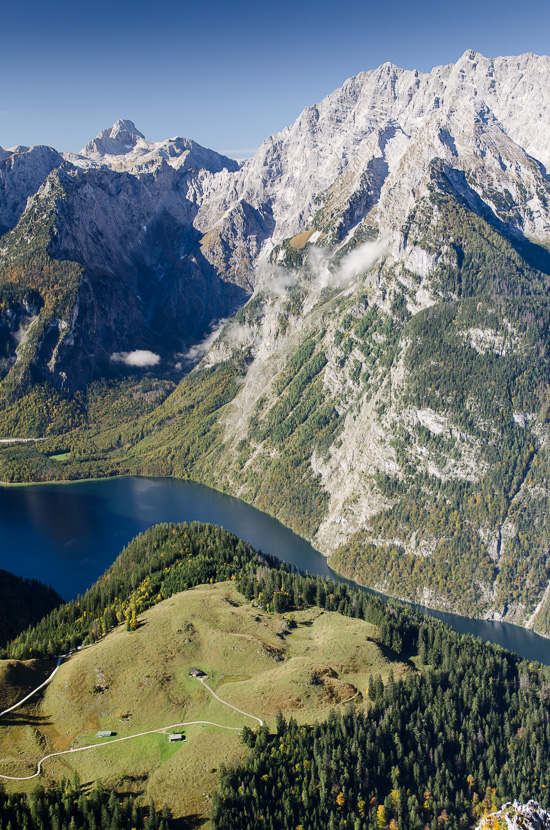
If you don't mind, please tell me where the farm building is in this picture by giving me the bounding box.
[97,731,115,738]
[190,668,206,678]
[168,733,185,742]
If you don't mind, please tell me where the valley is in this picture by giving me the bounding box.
[3,51,550,633]
[2,46,550,828]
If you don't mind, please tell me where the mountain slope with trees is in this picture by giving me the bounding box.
[2,52,550,631]
[2,522,550,829]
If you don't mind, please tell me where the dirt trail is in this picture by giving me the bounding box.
[198,676,263,726]
[0,670,264,780]
[0,654,67,717]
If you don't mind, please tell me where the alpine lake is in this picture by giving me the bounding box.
[2,475,550,665]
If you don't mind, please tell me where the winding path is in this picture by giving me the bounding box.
[0,654,67,717]
[198,676,263,726]
[0,672,263,781]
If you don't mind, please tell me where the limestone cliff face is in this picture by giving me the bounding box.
[195,50,550,271]
[3,53,550,633]
[0,145,64,234]
[3,52,550,392]
[0,127,246,391]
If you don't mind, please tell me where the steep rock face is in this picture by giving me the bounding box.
[0,145,64,234]
[195,50,550,270]
[0,128,245,393]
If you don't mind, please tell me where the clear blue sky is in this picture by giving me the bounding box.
[1,0,549,158]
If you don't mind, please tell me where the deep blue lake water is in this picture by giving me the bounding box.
[1,475,550,665]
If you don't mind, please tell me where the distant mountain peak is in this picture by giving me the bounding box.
[97,119,145,143]
[81,119,146,158]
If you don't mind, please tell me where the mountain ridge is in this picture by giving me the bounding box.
[2,50,550,634]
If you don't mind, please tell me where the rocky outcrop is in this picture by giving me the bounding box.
[476,801,550,829]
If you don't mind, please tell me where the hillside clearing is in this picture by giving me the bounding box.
[0,580,406,822]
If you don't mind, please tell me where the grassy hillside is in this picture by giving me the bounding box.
[0,580,407,823]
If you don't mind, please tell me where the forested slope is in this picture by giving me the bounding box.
[0,569,63,647]
[1,521,550,829]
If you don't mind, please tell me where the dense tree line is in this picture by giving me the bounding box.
[0,570,63,647]
[212,623,550,830]
[2,521,415,661]
[0,776,170,830]
[0,522,270,660]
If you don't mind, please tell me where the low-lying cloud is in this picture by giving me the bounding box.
[176,319,228,366]
[260,238,388,298]
[334,238,387,286]
[310,238,388,291]
[111,349,161,367]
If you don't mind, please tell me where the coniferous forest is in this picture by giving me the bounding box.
[212,630,550,830]
[0,570,63,647]
[1,522,550,829]
[0,776,171,830]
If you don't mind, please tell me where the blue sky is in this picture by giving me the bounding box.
[1,0,549,158]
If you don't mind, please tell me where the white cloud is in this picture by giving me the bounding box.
[333,238,388,286]
[257,238,388,300]
[256,261,297,297]
[178,319,227,364]
[110,349,161,367]
[223,321,256,345]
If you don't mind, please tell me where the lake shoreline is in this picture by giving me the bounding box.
[1,474,550,662]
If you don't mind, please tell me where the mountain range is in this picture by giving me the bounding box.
[2,49,550,634]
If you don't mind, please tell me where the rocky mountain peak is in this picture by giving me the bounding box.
[81,118,146,158]
[103,118,144,142]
